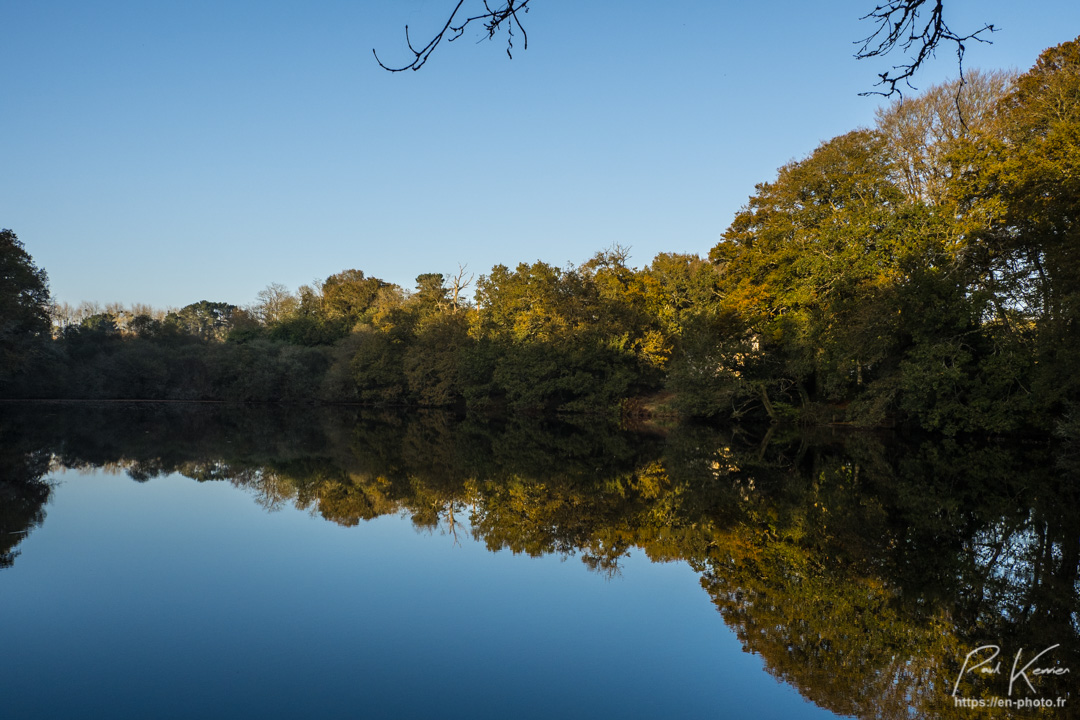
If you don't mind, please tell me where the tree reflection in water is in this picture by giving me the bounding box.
[1,402,1076,718]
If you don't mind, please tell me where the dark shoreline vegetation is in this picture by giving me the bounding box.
[4,37,1080,438]
[3,402,1078,717]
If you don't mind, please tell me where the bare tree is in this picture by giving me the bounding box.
[252,282,299,325]
[376,1,994,96]
[449,264,474,312]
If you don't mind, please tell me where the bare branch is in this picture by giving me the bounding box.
[374,0,531,73]
[856,0,995,97]
[450,264,474,312]
[377,1,991,95]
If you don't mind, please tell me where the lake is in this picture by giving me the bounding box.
[1,403,1076,718]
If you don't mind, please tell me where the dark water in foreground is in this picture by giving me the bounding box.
[1,404,1077,719]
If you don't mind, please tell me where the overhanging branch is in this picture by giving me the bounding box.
[376,0,992,94]
[856,0,995,97]
[373,0,531,73]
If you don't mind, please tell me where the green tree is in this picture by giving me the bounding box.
[981,36,1080,411]
[411,273,449,318]
[403,312,473,405]
[708,130,912,415]
[0,230,52,389]
[321,269,390,327]
[268,284,342,345]
[472,260,650,411]
[168,301,239,341]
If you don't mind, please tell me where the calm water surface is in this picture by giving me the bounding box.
[1,404,1076,718]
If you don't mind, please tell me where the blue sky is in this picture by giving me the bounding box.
[3,1,1079,309]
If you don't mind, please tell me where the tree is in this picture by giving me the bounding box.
[411,273,449,317]
[403,311,473,405]
[875,69,1015,204]
[958,35,1080,411]
[321,270,390,326]
[167,301,240,341]
[252,283,299,325]
[375,1,993,95]
[0,230,51,384]
[711,130,910,392]
[701,127,1018,428]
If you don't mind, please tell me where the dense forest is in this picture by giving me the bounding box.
[3,37,1079,435]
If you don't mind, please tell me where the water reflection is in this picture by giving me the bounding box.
[1,402,1077,718]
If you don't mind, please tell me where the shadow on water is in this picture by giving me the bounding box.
[2,402,1078,718]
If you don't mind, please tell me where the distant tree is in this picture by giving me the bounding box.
[412,273,449,316]
[321,270,390,327]
[252,283,299,325]
[267,284,341,346]
[404,312,473,405]
[0,229,51,383]
[129,314,164,339]
[78,313,120,335]
[447,265,474,312]
[168,301,239,341]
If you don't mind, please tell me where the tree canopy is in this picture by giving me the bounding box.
[0,229,51,385]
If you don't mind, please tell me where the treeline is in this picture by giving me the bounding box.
[3,37,1079,433]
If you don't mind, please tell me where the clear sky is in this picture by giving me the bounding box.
[3,1,1079,310]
